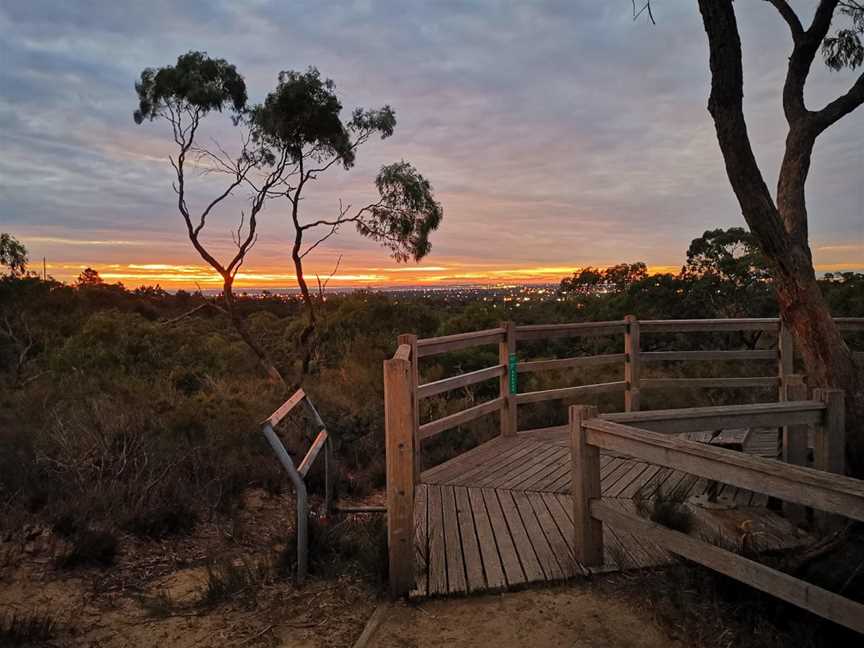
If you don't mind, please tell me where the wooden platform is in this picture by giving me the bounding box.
[412,427,810,598]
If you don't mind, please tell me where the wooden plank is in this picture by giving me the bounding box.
[426,485,448,595]
[639,318,778,333]
[604,462,650,498]
[417,364,506,399]
[571,405,603,566]
[398,334,421,482]
[526,491,578,577]
[420,436,512,484]
[384,356,415,597]
[517,353,627,374]
[497,446,568,490]
[441,486,467,594]
[497,489,545,582]
[413,484,429,597]
[835,317,864,331]
[641,349,777,362]
[419,396,504,441]
[417,328,505,358]
[783,379,809,524]
[515,320,627,341]
[500,321,517,436]
[617,464,662,499]
[453,486,485,592]
[814,389,846,532]
[624,314,640,412]
[585,419,864,522]
[467,488,506,591]
[433,439,539,487]
[264,388,306,427]
[603,400,825,434]
[591,500,864,634]
[297,429,328,478]
[512,490,564,580]
[641,377,778,390]
[482,488,526,587]
[515,381,627,405]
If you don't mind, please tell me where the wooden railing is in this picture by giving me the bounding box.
[383,316,864,598]
[404,316,863,464]
[569,392,864,634]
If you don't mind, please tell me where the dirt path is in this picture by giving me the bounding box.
[369,584,682,648]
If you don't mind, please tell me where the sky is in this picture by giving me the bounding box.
[1,0,862,288]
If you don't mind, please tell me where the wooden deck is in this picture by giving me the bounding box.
[411,427,810,598]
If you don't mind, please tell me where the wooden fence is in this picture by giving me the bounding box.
[570,393,864,634]
[383,316,864,598]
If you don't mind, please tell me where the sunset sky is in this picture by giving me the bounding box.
[1,1,862,288]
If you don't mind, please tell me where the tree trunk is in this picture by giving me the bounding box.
[698,0,864,475]
[291,227,317,376]
[222,276,286,386]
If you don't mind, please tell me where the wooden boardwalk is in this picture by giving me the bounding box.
[411,427,810,598]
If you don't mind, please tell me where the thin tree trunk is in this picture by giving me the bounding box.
[222,276,286,385]
[291,226,317,376]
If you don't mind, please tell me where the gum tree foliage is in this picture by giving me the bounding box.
[246,68,442,371]
[134,52,442,382]
[0,233,28,278]
[628,1,864,471]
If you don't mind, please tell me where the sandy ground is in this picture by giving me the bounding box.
[370,585,683,648]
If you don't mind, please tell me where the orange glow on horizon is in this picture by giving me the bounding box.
[42,261,695,289]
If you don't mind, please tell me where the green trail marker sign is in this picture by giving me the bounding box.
[508,353,518,394]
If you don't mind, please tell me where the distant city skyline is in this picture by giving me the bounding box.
[2,2,862,288]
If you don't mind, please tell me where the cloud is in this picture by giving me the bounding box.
[1,1,861,287]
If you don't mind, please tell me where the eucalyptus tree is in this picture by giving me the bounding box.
[0,233,28,278]
[693,1,864,472]
[134,52,442,382]
[246,68,442,370]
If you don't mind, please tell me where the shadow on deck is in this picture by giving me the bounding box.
[411,427,810,598]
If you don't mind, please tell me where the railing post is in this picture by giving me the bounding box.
[384,348,415,598]
[500,321,518,436]
[624,315,641,412]
[570,405,603,566]
[778,320,794,401]
[398,333,420,482]
[814,388,845,531]
[782,375,808,525]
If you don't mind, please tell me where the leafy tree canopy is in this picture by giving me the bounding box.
[76,267,104,287]
[249,67,395,169]
[823,1,864,70]
[682,227,769,287]
[133,51,247,124]
[0,233,27,277]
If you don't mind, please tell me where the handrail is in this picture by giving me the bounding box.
[417,364,505,399]
[570,396,862,633]
[416,327,504,358]
[602,400,826,433]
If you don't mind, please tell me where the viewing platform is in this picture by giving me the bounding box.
[383,317,864,632]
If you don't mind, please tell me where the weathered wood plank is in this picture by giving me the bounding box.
[417,364,506,399]
[426,485,448,595]
[468,487,507,592]
[591,501,864,635]
[264,388,306,427]
[297,429,328,478]
[641,376,778,390]
[639,318,779,333]
[413,484,429,597]
[441,485,467,595]
[526,491,578,577]
[603,400,825,434]
[417,328,505,357]
[512,490,564,580]
[419,397,505,441]
[585,419,864,523]
[641,349,777,362]
[517,353,627,374]
[453,486,485,592]
[514,381,627,405]
[515,320,627,341]
[482,488,526,587]
[497,489,545,582]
